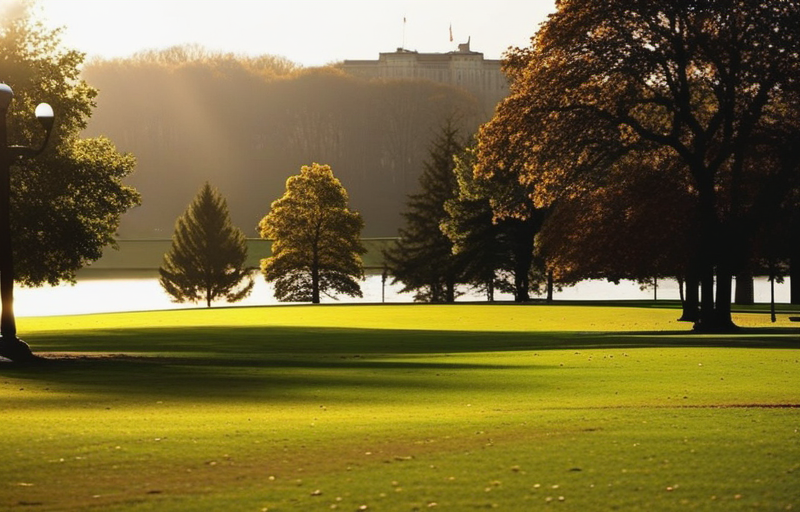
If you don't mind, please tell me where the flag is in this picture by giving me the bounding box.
[449,23,453,42]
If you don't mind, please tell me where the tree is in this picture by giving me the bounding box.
[478,0,800,331]
[442,145,547,302]
[159,182,253,308]
[259,163,364,303]
[384,122,466,303]
[1,4,140,287]
[535,150,698,318]
[441,146,507,301]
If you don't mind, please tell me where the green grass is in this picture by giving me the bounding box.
[2,304,799,511]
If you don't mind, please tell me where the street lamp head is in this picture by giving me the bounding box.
[0,83,13,110]
[35,103,54,131]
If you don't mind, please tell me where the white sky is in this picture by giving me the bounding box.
[25,0,555,67]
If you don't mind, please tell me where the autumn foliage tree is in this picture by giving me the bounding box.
[536,150,699,317]
[477,0,800,330]
[259,163,364,304]
[159,183,253,307]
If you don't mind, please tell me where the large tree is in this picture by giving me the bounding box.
[536,149,699,317]
[159,182,253,308]
[1,5,140,287]
[384,122,467,303]
[259,163,364,303]
[478,0,800,330]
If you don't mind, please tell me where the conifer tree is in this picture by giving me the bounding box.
[259,163,365,303]
[442,145,548,302]
[159,182,253,307]
[384,122,466,302]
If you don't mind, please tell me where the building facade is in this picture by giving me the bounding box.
[341,40,509,117]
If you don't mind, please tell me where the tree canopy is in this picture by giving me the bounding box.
[1,4,140,286]
[259,163,365,303]
[477,0,800,329]
[159,182,253,308]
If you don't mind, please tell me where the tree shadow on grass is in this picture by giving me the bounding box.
[1,325,797,402]
[18,324,800,356]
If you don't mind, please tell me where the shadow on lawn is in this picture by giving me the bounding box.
[20,324,800,356]
[1,324,796,402]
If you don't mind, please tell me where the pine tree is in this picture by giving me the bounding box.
[259,163,365,303]
[384,122,466,302]
[159,182,253,307]
[441,146,511,301]
[442,145,547,302]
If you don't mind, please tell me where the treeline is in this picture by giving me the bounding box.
[81,46,483,238]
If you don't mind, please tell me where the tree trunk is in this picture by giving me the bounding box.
[770,269,777,323]
[445,276,456,303]
[679,273,699,323]
[311,264,320,304]
[791,252,800,305]
[312,235,321,304]
[693,172,731,331]
[734,270,754,305]
[546,271,554,303]
[511,218,535,303]
[714,266,735,330]
[311,277,320,303]
[696,265,716,329]
[515,272,529,303]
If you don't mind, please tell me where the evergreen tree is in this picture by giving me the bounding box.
[259,163,364,303]
[385,122,466,302]
[159,182,253,307]
[441,146,507,301]
[442,145,548,302]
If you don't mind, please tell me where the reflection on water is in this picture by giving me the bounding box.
[15,273,790,317]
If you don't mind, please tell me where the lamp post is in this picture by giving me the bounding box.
[0,83,55,362]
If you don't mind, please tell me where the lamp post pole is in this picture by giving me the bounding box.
[0,83,54,362]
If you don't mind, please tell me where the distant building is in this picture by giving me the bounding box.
[341,40,509,117]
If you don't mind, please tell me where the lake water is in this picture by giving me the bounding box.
[14,273,792,317]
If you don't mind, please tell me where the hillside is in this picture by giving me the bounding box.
[81,51,491,238]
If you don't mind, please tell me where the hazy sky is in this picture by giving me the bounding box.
[27,0,556,66]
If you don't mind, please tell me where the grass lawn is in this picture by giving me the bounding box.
[1,303,799,511]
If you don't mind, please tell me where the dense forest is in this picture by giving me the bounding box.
[81,47,488,238]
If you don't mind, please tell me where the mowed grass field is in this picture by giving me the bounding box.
[2,303,799,511]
